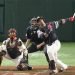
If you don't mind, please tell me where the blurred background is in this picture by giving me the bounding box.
[0,0,75,42]
[0,0,75,66]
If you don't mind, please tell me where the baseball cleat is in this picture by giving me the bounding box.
[49,69,58,75]
[27,65,32,70]
[59,66,68,73]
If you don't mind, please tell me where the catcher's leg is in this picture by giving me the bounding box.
[0,56,3,66]
[17,53,32,71]
[23,52,28,64]
[17,56,32,70]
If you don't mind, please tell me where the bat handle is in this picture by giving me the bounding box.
[73,13,75,18]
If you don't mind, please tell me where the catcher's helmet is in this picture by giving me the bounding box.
[8,28,16,33]
[8,28,17,38]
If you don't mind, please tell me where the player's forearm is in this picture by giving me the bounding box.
[40,42,45,46]
[55,15,75,26]
[37,42,45,49]
[60,17,75,24]
[59,13,75,24]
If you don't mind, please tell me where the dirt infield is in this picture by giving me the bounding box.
[0,66,75,75]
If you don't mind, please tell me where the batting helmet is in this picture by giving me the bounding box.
[36,16,44,22]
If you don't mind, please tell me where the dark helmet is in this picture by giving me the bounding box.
[36,16,44,22]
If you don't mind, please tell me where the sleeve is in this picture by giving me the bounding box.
[2,38,10,45]
[37,29,43,38]
[26,27,32,39]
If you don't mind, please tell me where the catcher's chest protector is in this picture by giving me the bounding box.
[6,39,21,59]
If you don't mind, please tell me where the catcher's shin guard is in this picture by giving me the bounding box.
[23,53,28,64]
[17,54,32,70]
[17,63,32,71]
[0,56,3,66]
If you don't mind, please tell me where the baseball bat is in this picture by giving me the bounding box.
[73,13,75,18]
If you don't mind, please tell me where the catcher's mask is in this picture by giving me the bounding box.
[8,28,17,40]
[30,17,37,25]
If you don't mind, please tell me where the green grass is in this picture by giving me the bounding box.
[1,42,75,66]
[58,42,75,66]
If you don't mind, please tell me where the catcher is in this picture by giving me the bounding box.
[0,28,32,70]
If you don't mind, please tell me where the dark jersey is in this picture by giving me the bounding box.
[39,21,61,45]
[26,25,43,44]
[45,22,58,45]
[38,18,71,45]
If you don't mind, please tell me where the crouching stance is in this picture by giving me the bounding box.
[0,28,32,70]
